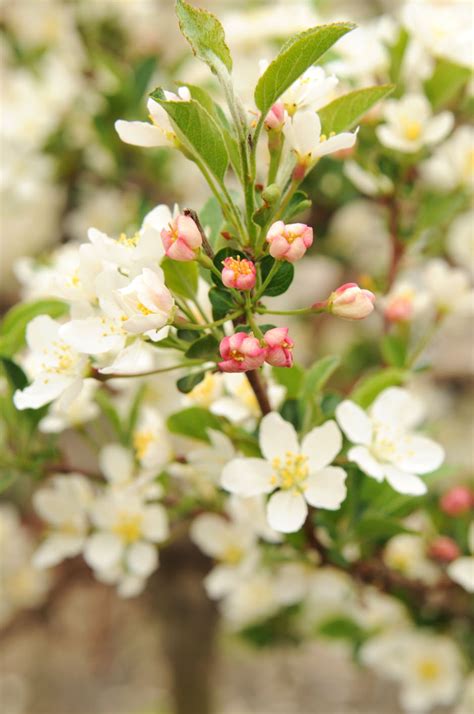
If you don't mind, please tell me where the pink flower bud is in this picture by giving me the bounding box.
[440,486,474,516]
[263,327,294,367]
[161,214,202,261]
[221,256,256,291]
[384,295,415,323]
[428,536,460,563]
[218,332,267,373]
[328,282,375,320]
[266,221,313,262]
[264,102,287,131]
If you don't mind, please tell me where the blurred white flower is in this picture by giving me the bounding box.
[384,534,439,584]
[447,522,474,593]
[447,210,474,278]
[420,126,474,192]
[132,406,173,471]
[336,387,444,495]
[421,259,473,315]
[377,94,453,153]
[344,161,393,197]
[38,377,99,433]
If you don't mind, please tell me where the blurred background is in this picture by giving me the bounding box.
[0,1,472,713]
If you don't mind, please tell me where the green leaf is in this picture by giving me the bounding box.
[200,196,224,245]
[176,0,232,74]
[0,357,28,390]
[381,334,407,368]
[304,355,341,395]
[351,368,407,408]
[425,58,471,109]
[356,515,415,541]
[318,84,395,134]
[416,191,467,231]
[161,257,198,299]
[260,256,294,297]
[318,617,365,642]
[283,191,312,221]
[0,299,68,357]
[254,22,355,117]
[209,287,234,320]
[95,390,126,443]
[0,471,18,494]
[176,371,206,394]
[388,27,409,87]
[167,406,223,441]
[150,89,228,182]
[185,334,219,359]
[272,364,305,399]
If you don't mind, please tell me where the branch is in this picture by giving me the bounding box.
[184,208,214,259]
[245,369,271,415]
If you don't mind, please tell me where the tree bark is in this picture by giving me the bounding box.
[149,537,218,714]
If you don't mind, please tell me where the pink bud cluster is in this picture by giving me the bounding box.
[221,256,256,290]
[161,214,202,261]
[428,536,460,563]
[218,327,294,372]
[266,221,313,262]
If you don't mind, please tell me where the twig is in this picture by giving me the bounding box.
[184,208,214,259]
[245,369,271,415]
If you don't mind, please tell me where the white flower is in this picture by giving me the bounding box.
[344,161,393,197]
[384,534,439,584]
[99,443,163,501]
[169,429,235,497]
[285,110,357,170]
[361,630,464,713]
[327,19,394,84]
[447,522,474,593]
[132,406,173,470]
[84,492,168,583]
[421,259,473,315]
[376,93,453,153]
[447,210,474,278]
[33,475,95,568]
[115,87,190,148]
[39,377,99,433]
[281,66,338,116]
[420,126,474,192]
[13,315,88,411]
[221,412,347,533]
[336,387,444,495]
[114,267,174,339]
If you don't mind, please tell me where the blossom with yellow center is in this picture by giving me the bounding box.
[112,513,143,544]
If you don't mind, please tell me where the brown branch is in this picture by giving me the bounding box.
[184,208,214,260]
[245,369,272,415]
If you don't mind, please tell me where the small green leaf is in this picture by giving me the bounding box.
[388,27,409,86]
[176,371,206,394]
[255,22,355,117]
[260,256,294,297]
[351,368,407,408]
[304,355,341,395]
[272,364,305,399]
[161,257,198,299]
[381,334,407,368]
[318,617,365,643]
[318,84,395,134]
[283,191,312,221]
[356,515,415,541]
[209,287,234,320]
[167,406,224,441]
[416,191,467,231]
[1,357,28,390]
[0,471,18,494]
[176,0,233,73]
[185,334,219,359]
[0,299,68,357]
[425,58,471,109]
[200,196,224,245]
[150,89,229,182]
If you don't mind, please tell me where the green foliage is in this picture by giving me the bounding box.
[415,191,468,231]
[150,89,229,182]
[304,355,341,395]
[184,334,219,360]
[209,287,234,320]
[176,0,233,74]
[260,256,294,296]
[283,191,312,221]
[381,334,407,368]
[351,368,407,408]
[318,85,395,134]
[425,58,471,109]
[167,406,224,441]
[272,364,305,399]
[317,616,366,645]
[0,299,67,357]
[199,196,224,245]
[161,256,198,299]
[176,371,206,394]
[254,22,355,117]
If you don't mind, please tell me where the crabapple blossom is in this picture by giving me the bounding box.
[168,429,236,498]
[280,66,338,116]
[428,537,460,563]
[420,126,474,193]
[384,534,439,585]
[327,282,375,320]
[221,256,256,290]
[132,406,173,470]
[263,327,294,367]
[440,486,474,516]
[221,412,346,533]
[264,101,287,131]
[266,220,313,262]
[421,259,473,315]
[13,315,88,411]
[336,387,444,495]
[376,93,454,154]
[161,213,202,261]
[38,378,99,433]
[115,87,190,148]
[115,267,174,337]
[218,332,267,373]
[382,281,430,323]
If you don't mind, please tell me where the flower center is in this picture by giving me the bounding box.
[402,119,422,141]
[271,451,309,491]
[223,256,253,277]
[133,430,154,460]
[222,544,244,565]
[188,372,220,407]
[417,659,441,682]
[118,231,140,247]
[230,349,245,362]
[371,423,400,462]
[112,513,143,544]
[137,302,153,316]
[42,341,77,375]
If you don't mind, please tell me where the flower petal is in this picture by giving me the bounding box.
[305,467,347,510]
[99,444,134,485]
[221,458,273,497]
[302,420,342,471]
[266,490,308,533]
[383,465,427,496]
[84,532,122,570]
[33,534,84,568]
[141,504,169,542]
[115,120,167,147]
[126,541,158,577]
[447,557,474,593]
[336,399,372,445]
[190,514,230,558]
[347,446,384,480]
[259,412,299,461]
[370,387,424,429]
[393,435,444,475]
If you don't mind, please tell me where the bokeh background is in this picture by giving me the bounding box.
[1,1,472,713]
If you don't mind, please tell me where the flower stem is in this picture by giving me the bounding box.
[245,369,271,415]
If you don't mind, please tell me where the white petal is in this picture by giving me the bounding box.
[347,446,384,480]
[60,318,125,355]
[259,412,299,461]
[424,112,454,145]
[221,458,273,497]
[84,532,122,570]
[99,340,155,375]
[117,575,146,598]
[314,130,357,158]
[190,514,229,558]
[126,541,158,577]
[336,399,372,445]
[204,564,240,599]
[266,490,308,533]
[393,435,444,475]
[99,443,133,484]
[301,420,342,471]
[14,374,73,410]
[141,504,169,542]
[115,120,168,147]
[370,387,424,429]
[383,465,427,495]
[25,315,60,351]
[447,557,474,593]
[33,534,84,568]
[305,467,347,510]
